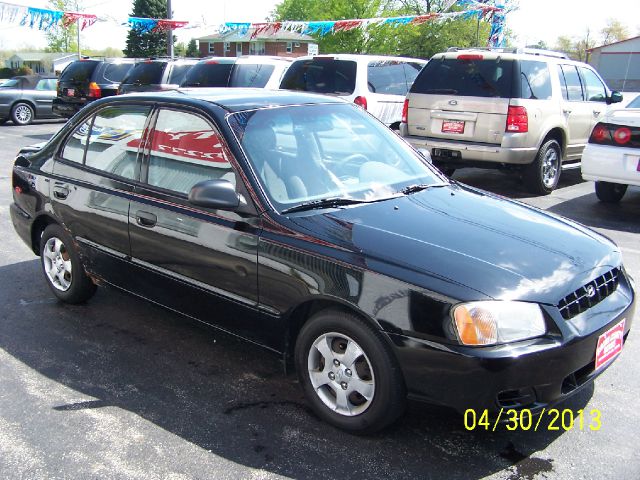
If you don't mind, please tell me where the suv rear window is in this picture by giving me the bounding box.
[181,61,234,87]
[411,57,515,98]
[367,61,423,96]
[229,63,275,88]
[94,62,135,84]
[280,59,357,95]
[60,61,99,82]
[123,62,166,85]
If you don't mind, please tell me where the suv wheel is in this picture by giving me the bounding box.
[11,102,34,126]
[595,181,627,203]
[524,139,561,195]
[295,308,406,434]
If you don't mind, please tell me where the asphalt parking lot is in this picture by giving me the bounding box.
[0,120,638,480]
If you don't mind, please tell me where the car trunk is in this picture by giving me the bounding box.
[57,60,99,102]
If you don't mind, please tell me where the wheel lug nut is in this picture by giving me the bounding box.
[333,359,340,367]
[328,372,335,380]
[341,382,348,390]
[345,369,352,377]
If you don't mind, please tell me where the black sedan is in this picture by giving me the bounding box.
[0,74,59,125]
[9,89,635,433]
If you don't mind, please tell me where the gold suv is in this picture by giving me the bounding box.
[400,48,623,194]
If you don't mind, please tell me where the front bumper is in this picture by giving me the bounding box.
[389,279,635,414]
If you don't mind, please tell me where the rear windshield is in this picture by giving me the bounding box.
[411,57,515,98]
[367,61,424,96]
[123,62,166,85]
[181,61,234,87]
[94,62,135,84]
[280,59,357,95]
[168,64,194,85]
[229,63,275,88]
[60,61,99,82]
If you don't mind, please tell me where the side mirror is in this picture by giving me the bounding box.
[608,91,623,105]
[417,147,432,163]
[188,179,240,210]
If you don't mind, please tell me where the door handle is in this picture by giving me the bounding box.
[593,110,601,117]
[563,109,572,115]
[135,210,157,228]
[52,184,70,200]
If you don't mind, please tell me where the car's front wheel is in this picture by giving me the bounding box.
[595,181,628,203]
[40,224,97,303]
[295,308,406,434]
[524,139,562,195]
[11,102,34,126]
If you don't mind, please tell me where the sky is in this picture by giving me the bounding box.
[0,0,638,52]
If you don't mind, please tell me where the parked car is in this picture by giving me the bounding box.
[279,54,426,129]
[0,74,59,125]
[181,56,292,89]
[10,89,634,433]
[400,47,623,194]
[53,58,138,118]
[581,107,640,202]
[119,58,198,94]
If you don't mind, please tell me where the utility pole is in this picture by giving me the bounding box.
[167,0,174,59]
[76,1,81,59]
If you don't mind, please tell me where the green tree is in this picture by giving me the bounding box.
[124,0,168,58]
[600,18,629,45]
[45,0,78,53]
[186,39,199,57]
[174,42,186,56]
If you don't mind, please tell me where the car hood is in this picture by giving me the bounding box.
[287,184,621,304]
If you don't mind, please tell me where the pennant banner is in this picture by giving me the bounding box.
[21,7,64,32]
[63,12,98,31]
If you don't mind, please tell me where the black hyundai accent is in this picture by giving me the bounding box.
[10,89,635,433]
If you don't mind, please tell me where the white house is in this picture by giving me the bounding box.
[5,52,77,74]
[588,36,640,91]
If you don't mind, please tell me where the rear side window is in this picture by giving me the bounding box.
[519,60,552,100]
[229,63,275,88]
[182,61,234,87]
[84,105,151,179]
[411,57,515,98]
[280,59,357,95]
[123,62,166,85]
[61,119,92,163]
[146,110,234,194]
[59,61,99,82]
[168,64,194,85]
[367,61,423,96]
[558,65,584,101]
[94,62,135,84]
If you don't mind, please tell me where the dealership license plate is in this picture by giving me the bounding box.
[66,88,75,97]
[442,120,465,134]
[595,319,625,370]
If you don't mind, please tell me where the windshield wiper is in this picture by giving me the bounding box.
[425,88,458,94]
[281,197,367,214]
[400,183,448,195]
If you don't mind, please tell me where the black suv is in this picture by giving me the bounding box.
[53,58,138,118]
[119,58,198,94]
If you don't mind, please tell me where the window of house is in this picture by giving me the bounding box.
[249,41,265,55]
[286,42,293,53]
[146,109,235,195]
[224,42,231,53]
[236,43,243,56]
[208,42,215,53]
[83,105,151,180]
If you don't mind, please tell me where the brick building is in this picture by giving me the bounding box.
[197,29,318,58]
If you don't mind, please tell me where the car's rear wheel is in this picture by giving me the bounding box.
[295,308,406,434]
[40,224,97,303]
[595,181,627,203]
[524,139,562,195]
[11,102,34,126]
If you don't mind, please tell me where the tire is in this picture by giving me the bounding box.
[11,102,34,126]
[40,224,97,304]
[295,308,406,434]
[595,181,627,203]
[434,162,455,177]
[524,139,562,195]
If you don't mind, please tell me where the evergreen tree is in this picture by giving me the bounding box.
[124,0,168,58]
[186,39,199,57]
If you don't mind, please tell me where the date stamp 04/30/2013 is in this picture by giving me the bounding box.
[463,408,602,432]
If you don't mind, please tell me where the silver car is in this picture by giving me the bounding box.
[0,75,60,126]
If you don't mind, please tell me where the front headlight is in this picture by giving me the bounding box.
[452,301,546,346]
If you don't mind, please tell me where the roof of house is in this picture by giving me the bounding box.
[198,28,315,43]
[8,52,77,62]
[587,35,640,53]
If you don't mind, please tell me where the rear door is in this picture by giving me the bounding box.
[407,55,514,144]
[31,78,57,116]
[557,64,593,159]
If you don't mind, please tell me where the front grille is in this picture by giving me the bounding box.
[558,268,620,320]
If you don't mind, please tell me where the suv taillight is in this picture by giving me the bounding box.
[506,106,528,133]
[590,122,638,148]
[354,96,367,110]
[402,99,409,124]
[88,82,101,98]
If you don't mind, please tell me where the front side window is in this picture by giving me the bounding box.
[559,65,584,101]
[84,105,151,179]
[229,103,443,210]
[367,61,424,96]
[146,109,234,195]
[519,60,552,100]
[580,67,607,102]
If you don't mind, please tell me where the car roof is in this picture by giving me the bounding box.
[292,54,427,63]
[114,87,346,113]
[432,48,583,65]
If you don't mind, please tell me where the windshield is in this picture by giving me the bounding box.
[229,103,444,213]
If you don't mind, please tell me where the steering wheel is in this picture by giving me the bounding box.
[337,153,370,180]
